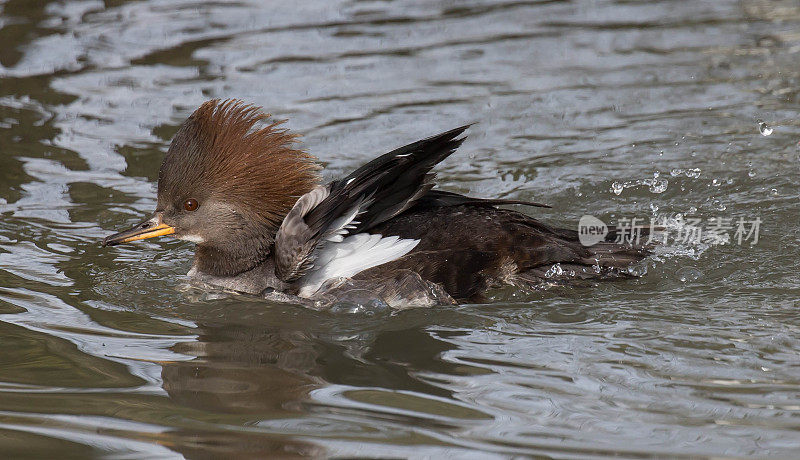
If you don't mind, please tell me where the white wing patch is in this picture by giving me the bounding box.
[322,199,364,243]
[297,233,419,298]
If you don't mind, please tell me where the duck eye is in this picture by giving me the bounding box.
[183,198,199,212]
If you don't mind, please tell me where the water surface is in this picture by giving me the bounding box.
[1,0,799,457]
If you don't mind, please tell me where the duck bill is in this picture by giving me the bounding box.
[102,213,175,247]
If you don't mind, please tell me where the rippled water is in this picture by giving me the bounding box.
[1,0,799,457]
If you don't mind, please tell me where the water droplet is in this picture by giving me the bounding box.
[711,199,726,211]
[758,120,773,136]
[650,203,659,214]
[688,206,697,213]
[712,178,721,186]
[770,188,778,196]
[670,168,683,177]
[748,170,756,177]
[685,168,701,178]
[611,181,624,195]
[649,179,668,194]
[627,263,648,277]
[545,263,564,278]
[676,267,701,283]
[653,171,660,179]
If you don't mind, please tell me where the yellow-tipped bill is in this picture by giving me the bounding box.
[102,214,175,246]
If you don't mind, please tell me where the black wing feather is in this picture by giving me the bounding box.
[303,125,470,236]
[414,189,551,209]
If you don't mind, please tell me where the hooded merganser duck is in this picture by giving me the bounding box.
[103,99,648,308]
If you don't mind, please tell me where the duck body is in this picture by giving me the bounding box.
[103,99,648,308]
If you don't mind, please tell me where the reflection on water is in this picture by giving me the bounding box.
[0,0,799,457]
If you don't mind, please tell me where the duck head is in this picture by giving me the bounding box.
[103,99,320,276]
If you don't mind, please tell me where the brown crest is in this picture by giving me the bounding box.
[159,99,320,227]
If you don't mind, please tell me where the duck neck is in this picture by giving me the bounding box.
[193,234,273,277]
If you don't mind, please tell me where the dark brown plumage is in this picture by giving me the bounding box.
[357,205,648,301]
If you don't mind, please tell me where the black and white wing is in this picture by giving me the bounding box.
[274,125,469,296]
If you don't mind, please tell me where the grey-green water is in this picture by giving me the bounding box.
[1,0,799,458]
